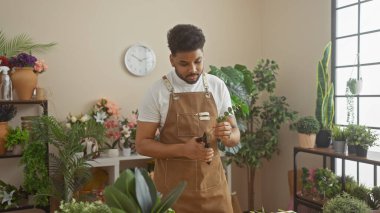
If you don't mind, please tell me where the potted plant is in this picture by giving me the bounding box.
[103,140,120,157]
[104,168,186,213]
[209,59,297,209]
[118,110,138,156]
[346,77,363,124]
[5,127,29,155]
[8,53,49,100]
[22,116,106,207]
[315,42,334,148]
[368,186,380,211]
[0,104,17,155]
[0,180,27,210]
[323,193,371,213]
[332,125,347,154]
[346,124,378,157]
[54,199,111,213]
[314,168,340,200]
[294,116,320,148]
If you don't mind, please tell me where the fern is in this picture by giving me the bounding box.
[0,31,56,57]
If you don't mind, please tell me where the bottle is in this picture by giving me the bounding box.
[0,66,13,100]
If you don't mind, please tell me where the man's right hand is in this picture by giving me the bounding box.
[183,138,214,163]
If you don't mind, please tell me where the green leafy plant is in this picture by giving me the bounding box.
[22,116,106,206]
[4,127,29,149]
[315,42,334,130]
[301,167,313,195]
[0,180,27,210]
[209,59,297,209]
[368,186,380,210]
[55,199,111,213]
[294,116,320,134]
[349,184,370,203]
[104,168,186,213]
[314,168,340,200]
[0,104,17,122]
[332,125,347,141]
[346,124,378,149]
[323,193,370,213]
[0,31,56,57]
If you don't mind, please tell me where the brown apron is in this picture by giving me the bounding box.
[154,73,233,213]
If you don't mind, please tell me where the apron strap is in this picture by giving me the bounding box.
[202,73,211,98]
[162,75,175,93]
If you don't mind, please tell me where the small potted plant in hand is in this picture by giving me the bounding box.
[294,116,320,148]
[0,104,17,155]
[332,125,347,154]
[5,127,29,155]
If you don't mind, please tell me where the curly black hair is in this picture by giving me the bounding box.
[167,24,205,55]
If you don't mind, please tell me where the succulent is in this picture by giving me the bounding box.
[104,168,186,213]
[0,104,17,122]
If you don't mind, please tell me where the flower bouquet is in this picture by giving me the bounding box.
[7,53,49,100]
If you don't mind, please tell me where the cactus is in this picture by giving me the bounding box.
[315,42,334,130]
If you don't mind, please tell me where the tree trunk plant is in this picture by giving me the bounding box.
[209,59,297,210]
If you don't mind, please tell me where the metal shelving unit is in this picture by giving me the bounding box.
[293,146,380,212]
[0,100,49,212]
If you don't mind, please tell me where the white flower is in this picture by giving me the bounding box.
[70,115,77,123]
[66,123,71,128]
[80,114,90,123]
[94,111,107,124]
[1,190,15,206]
[121,125,131,138]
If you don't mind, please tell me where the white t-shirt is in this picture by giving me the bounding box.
[138,70,232,128]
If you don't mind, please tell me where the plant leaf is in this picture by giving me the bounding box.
[135,168,153,213]
[154,181,187,213]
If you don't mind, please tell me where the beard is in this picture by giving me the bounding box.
[175,69,203,84]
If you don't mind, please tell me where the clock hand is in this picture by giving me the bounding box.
[132,54,142,62]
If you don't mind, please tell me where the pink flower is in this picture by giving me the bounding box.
[33,60,48,73]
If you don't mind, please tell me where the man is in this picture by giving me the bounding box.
[136,24,240,213]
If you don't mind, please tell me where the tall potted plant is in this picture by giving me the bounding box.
[0,104,17,155]
[209,59,297,210]
[315,42,334,148]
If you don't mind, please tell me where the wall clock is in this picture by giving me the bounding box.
[124,43,156,76]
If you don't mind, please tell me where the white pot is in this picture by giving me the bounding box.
[122,148,131,156]
[106,149,119,158]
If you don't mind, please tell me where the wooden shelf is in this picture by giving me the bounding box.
[0,100,47,104]
[0,205,48,212]
[295,147,380,166]
[0,152,22,159]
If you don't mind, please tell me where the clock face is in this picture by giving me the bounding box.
[124,44,156,76]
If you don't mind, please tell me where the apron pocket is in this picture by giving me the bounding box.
[177,113,200,137]
[165,159,197,191]
[198,158,223,191]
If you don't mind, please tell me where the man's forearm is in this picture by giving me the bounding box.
[136,139,186,159]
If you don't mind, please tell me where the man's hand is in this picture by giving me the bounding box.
[183,137,214,163]
[214,121,232,142]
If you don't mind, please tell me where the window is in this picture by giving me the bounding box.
[333,0,380,187]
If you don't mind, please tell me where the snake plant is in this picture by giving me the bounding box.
[104,168,186,213]
[315,42,334,130]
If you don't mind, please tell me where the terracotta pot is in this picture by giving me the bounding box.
[298,133,316,148]
[0,122,9,155]
[10,67,37,100]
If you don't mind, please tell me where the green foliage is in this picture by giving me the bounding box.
[104,168,186,213]
[0,30,56,57]
[368,186,380,210]
[209,59,297,169]
[323,193,370,213]
[0,180,27,210]
[22,116,107,205]
[315,42,335,130]
[5,127,29,148]
[345,124,378,149]
[294,116,320,134]
[55,199,111,213]
[314,168,340,199]
[0,104,17,122]
[332,125,347,141]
